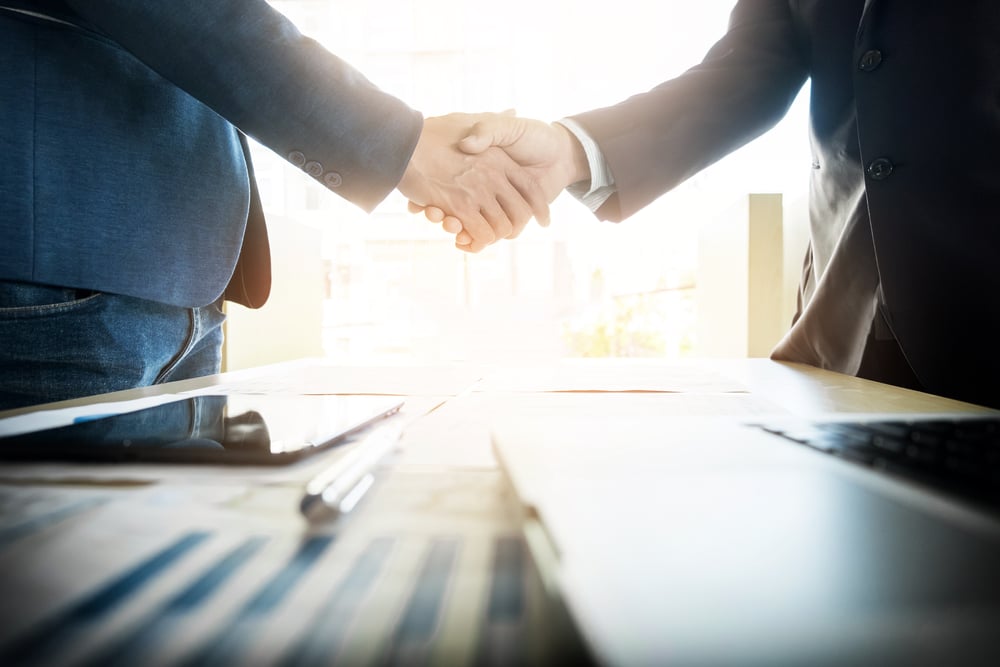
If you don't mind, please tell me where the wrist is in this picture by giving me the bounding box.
[397,130,428,201]
[552,122,591,189]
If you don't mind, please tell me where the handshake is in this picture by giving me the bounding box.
[396,112,591,253]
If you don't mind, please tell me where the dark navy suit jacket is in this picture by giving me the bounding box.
[0,0,422,309]
[570,0,1000,407]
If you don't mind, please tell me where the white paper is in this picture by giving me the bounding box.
[472,359,747,393]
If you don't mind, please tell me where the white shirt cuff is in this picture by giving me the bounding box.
[555,117,617,212]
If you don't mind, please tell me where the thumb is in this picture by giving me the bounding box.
[458,115,523,155]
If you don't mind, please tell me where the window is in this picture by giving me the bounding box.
[235,0,810,367]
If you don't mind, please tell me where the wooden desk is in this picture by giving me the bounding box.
[0,359,991,665]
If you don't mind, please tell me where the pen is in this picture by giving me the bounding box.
[299,420,403,523]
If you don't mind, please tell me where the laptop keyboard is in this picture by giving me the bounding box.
[755,417,1000,508]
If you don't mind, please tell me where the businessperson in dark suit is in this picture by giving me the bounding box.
[424,0,1000,409]
[0,0,548,410]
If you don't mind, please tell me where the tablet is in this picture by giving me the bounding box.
[0,394,403,465]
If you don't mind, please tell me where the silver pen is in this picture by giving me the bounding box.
[299,420,403,523]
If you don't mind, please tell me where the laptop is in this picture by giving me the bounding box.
[491,411,1000,666]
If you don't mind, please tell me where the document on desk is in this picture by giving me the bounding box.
[473,360,747,393]
[396,391,785,469]
[0,470,572,666]
[178,361,486,397]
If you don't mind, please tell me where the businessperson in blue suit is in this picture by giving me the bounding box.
[424,0,1000,409]
[0,0,548,410]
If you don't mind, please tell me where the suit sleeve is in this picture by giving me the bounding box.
[63,0,423,212]
[569,0,808,222]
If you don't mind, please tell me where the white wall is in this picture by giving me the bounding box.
[223,217,325,371]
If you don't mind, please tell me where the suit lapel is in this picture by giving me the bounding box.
[857,0,879,42]
[861,0,878,22]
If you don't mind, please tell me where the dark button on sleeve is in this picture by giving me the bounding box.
[866,157,894,180]
[323,171,343,188]
[859,49,883,72]
[304,161,324,178]
[288,150,306,168]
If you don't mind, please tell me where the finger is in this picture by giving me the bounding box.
[458,236,489,253]
[456,210,496,247]
[479,203,514,241]
[423,206,446,223]
[456,230,473,246]
[407,201,447,224]
[495,187,534,239]
[458,116,523,155]
[441,216,462,234]
[504,160,551,227]
[458,123,495,154]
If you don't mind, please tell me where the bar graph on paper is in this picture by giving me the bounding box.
[0,527,542,666]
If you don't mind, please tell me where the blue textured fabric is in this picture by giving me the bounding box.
[0,0,422,308]
[0,11,250,308]
[0,0,422,406]
[0,281,224,410]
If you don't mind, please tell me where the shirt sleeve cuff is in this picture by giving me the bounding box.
[555,117,617,212]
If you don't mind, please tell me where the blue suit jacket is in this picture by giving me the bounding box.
[0,0,422,308]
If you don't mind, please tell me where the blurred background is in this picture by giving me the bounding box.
[225,0,812,370]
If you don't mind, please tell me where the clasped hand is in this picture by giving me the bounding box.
[397,112,589,253]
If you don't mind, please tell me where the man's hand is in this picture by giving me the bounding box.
[397,114,551,253]
[460,114,589,195]
[411,113,591,249]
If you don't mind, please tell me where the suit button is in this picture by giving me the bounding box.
[288,150,306,168]
[323,171,343,188]
[304,161,324,178]
[859,49,883,72]
[867,157,894,180]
